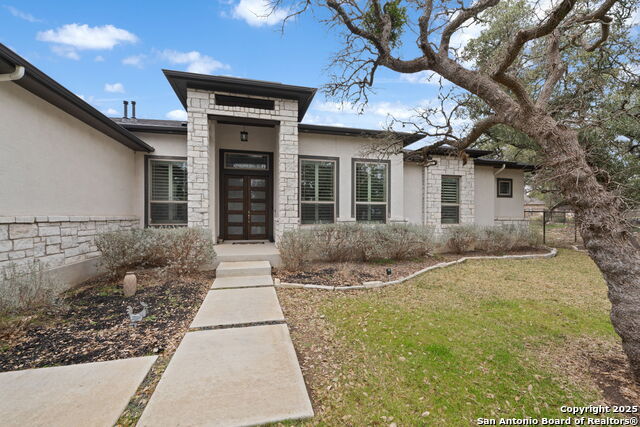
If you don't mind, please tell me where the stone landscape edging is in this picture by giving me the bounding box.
[275,247,558,291]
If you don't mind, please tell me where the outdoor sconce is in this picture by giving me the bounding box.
[240,130,248,142]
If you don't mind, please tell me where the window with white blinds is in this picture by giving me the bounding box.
[355,161,388,223]
[441,176,460,224]
[300,159,336,224]
[149,159,187,226]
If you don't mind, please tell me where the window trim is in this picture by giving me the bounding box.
[144,155,188,227]
[441,175,461,225]
[299,156,339,224]
[351,158,391,223]
[497,178,513,198]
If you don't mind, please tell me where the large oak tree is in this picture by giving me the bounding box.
[276,0,640,380]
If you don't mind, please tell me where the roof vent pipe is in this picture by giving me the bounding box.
[0,65,25,82]
[123,100,129,119]
[131,101,136,120]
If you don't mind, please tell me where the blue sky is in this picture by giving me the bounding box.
[0,0,443,129]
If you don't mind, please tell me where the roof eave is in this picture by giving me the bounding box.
[163,69,317,122]
[0,44,153,153]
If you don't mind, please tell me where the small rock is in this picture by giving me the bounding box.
[399,356,406,362]
[421,410,430,417]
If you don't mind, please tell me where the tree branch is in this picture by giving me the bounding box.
[439,0,500,56]
[536,30,567,109]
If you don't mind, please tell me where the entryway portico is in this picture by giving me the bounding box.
[164,70,317,243]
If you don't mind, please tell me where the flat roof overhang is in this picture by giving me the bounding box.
[163,70,317,122]
[0,44,153,152]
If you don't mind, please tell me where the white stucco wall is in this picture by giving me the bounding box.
[474,164,526,224]
[474,165,496,226]
[132,132,188,225]
[494,168,525,219]
[0,83,136,217]
[298,133,405,222]
[403,162,423,225]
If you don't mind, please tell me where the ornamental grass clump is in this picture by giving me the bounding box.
[0,260,64,313]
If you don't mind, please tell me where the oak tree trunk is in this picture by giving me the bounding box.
[516,113,640,381]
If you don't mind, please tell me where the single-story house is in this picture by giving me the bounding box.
[0,43,533,283]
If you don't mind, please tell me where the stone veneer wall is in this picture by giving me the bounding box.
[186,88,300,240]
[423,156,475,231]
[0,216,139,272]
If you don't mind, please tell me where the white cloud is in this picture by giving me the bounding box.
[232,0,289,27]
[122,54,146,68]
[315,99,428,121]
[399,71,444,85]
[37,24,138,57]
[105,108,119,116]
[104,82,125,93]
[160,50,229,74]
[3,5,42,23]
[166,109,188,121]
[94,55,105,62]
[51,45,80,60]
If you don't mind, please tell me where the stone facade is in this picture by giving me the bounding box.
[186,88,300,241]
[423,155,475,231]
[0,216,138,272]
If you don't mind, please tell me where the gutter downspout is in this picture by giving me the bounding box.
[494,163,506,176]
[0,65,25,82]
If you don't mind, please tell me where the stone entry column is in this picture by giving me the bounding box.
[187,91,211,228]
[275,117,299,241]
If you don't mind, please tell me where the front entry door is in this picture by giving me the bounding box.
[223,175,269,240]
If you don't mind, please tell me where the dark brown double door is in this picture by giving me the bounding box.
[223,175,270,240]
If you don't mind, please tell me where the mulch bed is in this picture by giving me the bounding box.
[0,270,213,372]
[273,248,550,287]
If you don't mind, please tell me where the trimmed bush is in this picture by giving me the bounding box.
[277,230,315,270]
[479,224,541,253]
[95,227,215,277]
[443,225,481,254]
[277,223,436,269]
[0,260,64,313]
[367,224,435,260]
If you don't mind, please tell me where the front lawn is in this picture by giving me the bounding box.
[278,249,639,425]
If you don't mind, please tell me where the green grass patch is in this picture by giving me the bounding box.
[306,249,616,425]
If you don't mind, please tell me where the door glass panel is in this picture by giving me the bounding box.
[251,178,266,187]
[228,214,243,223]
[224,153,269,170]
[228,177,243,186]
[251,226,266,235]
[228,190,243,199]
[251,214,265,223]
[228,226,243,235]
[251,202,266,211]
[228,202,243,211]
[251,191,266,200]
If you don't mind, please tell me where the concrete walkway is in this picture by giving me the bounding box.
[138,261,313,426]
[0,356,156,427]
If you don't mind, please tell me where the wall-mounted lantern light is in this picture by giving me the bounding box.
[240,128,248,142]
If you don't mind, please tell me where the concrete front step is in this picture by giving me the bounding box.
[216,261,271,278]
[213,274,273,289]
[213,243,281,268]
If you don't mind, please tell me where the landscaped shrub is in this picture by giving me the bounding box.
[443,225,481,254]
[311,223,369,262]
[479,224,542,254]
[367,224,435,260]
[277,230,315,270]
[95,227,215,277]
[277,223,436,269]
[0,260,64,313]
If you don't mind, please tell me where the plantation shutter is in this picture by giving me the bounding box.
[441,176,460,224]
[300,159,336,224]
[355,162,387,223]
[149,159,188,226]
